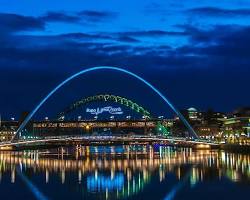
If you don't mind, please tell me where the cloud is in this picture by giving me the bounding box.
[117,36,140,43]
[188,7,250,17]
[1,12,250,70]
[120,30,187,37]
[0,10,117,34]
[59,32,112,40]
[47,32,139,44]
[0,13,44,33]
[78,10,117,22]
[46,32,139,44]
[0,11,250,115]
[0,1,250,117]
[40,10,117,24]
[40,12,81,23]
[2,24,250,70]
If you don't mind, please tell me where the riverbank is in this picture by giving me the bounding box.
[220,144,250,153]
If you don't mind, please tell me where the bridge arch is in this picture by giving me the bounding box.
[13,66,198,141]
[57,94,152,119]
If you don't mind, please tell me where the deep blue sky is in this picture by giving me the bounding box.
[0,0,250,119]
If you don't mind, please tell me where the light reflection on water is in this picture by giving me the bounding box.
[0,145,249,200]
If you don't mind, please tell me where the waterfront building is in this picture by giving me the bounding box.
[0,120,18,142]
[220,117,250,144]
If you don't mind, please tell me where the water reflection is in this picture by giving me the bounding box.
[0,146,249,200]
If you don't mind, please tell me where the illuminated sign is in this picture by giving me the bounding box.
[86,106,123,115]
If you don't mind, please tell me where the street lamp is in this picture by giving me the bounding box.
[110,116,114,120]
[94,115,98,120]
[85,125,90,130]
[78,116,82,121]
[126,115,131,120]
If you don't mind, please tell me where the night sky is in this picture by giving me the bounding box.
[0,0,250,119]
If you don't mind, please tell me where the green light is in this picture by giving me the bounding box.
[58,94,152,119]
[156,122,170,136]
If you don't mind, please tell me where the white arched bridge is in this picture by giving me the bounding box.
[0,66,218,150]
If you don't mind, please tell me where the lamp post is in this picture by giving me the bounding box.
[126,115,131,120]
[158,116,164,120]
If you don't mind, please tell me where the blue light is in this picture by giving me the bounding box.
[13,66,197,140]
[87,173,124,192]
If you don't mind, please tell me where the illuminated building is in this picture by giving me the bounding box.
[194,124,221,139]
[187,107,199,120]
[0,120,18,141]
[220,117,250,143]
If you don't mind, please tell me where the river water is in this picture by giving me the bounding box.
[0,145,249,200]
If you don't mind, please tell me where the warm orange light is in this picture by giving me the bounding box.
[195,144,211,149]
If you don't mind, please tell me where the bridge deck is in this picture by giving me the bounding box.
[0,135,218,150]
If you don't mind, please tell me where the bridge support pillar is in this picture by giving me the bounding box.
[144,121,148,135]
